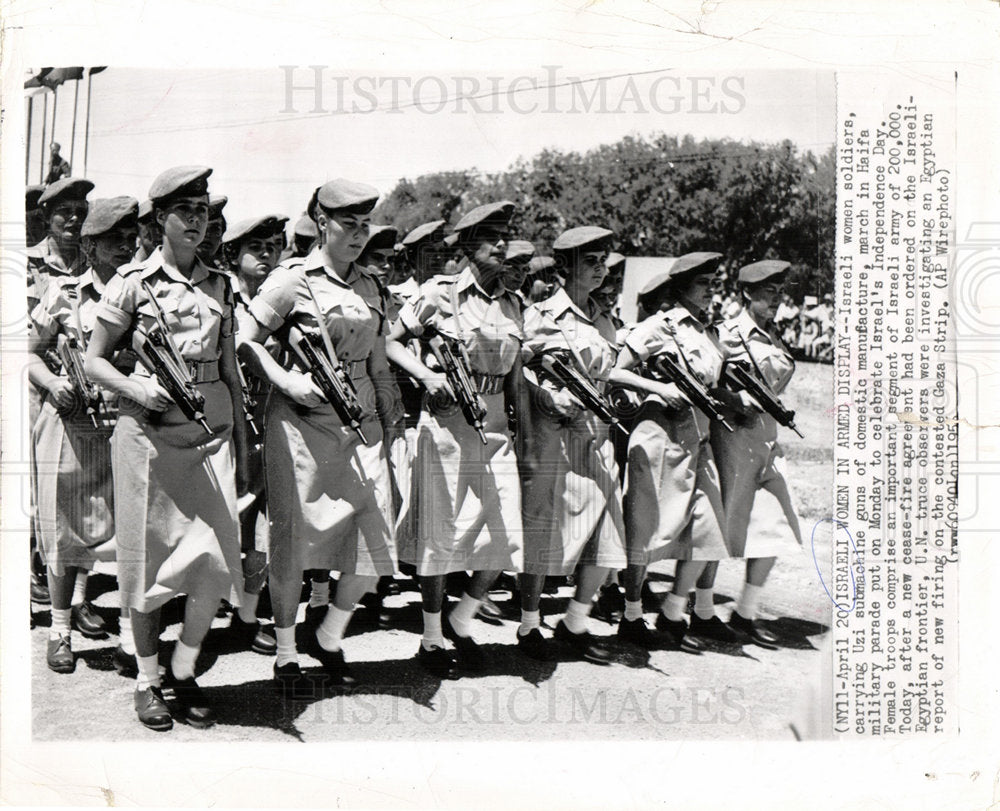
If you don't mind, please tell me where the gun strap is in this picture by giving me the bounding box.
[301,271,342,370]
[67,278,88,353]
[140,280,189,378]
[448,278,467,345]
[553,309,598,386]
[737,331,770,385]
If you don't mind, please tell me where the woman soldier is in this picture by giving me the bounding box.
[237,179,397,696]
[219,214,289,656]
[711,260,802,648]
[387,201,529,678]
[516,226,627,663]
[29,197,138,674]
[86,166,247,732]
[608,252,737,652]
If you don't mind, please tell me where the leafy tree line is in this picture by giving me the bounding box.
[375,134,835,300]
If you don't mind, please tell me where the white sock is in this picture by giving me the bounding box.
[275,625,298,667]
[316,605,353,652]
[119,613,136,655]
[562,598,592,635]
[308,578,330,608]
[448,593,481,638]
[624,599,643,622]
[50,607,71,640]
[238,592,260,624]
[694,588,716,620]
[661,592,687,622]
[518,609,541,637]
[736,583,763,621]
[171,639,200,680]
[422,610,444,649]
[136,654,161,691]
[71,570,88,606]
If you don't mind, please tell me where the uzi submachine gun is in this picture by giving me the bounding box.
[534,349,628,435]
[428,332,488,445]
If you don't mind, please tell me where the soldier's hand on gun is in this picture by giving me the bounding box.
[46,377,76,410]
[737,390,764,414]
[653,381,688,411]
[420,371,455,401]
[547,387,584,418]
[134,378,173,412]
[283,370,324,408]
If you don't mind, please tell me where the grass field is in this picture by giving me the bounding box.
[29,363,834,744]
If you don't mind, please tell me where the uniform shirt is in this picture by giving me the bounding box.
[522,287,618,382]
[718,308,795,396]
[399,263,523,376]
[247,248,387,363]
[26,235,87,311]
[95,247,232,363]
[31,267,107,342]
[624,305,724,389]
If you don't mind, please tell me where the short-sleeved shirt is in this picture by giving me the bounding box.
[246,249,387,363]
[522,287,618,382]
[624,305,725,389]
[31,267,107,343]
[26,235,87,311]
[399,263,523,376]
[718,308,795,395]
[94,247,232,363]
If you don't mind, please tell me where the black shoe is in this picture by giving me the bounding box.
[593,584,625,624]
[31,575,50,605]
[553,621,612,665]
[303,604,328,628]
[617,617,667,649]
[113,644,138,678]
[476,596,504,623]
[163,671,214,729]
[46,634,75,673]
[377,576,400,597]
[273,661,313,700]
[654,614,704,654]
[728,612,780,649]
[310,641,357,686]
[215,599,232,619]
[516,628,553,661]
[134,686,173,731]
[415,644,460,680]
[252,625,277,656]
[71,601,107,638]
[443,617,487,671]
[688,614,742,644]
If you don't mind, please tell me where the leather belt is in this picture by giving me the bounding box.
[136,358,220,384]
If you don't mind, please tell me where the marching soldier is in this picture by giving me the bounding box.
[237,179,397,697]
[86,166,247,731]
[387,201,529,678]
[516,226,627,663]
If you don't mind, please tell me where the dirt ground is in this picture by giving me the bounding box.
[30,363,834,742]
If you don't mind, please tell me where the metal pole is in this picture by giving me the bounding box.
[69,78,80,174]
[39,92,48,183]
[26,95,33,184]
[83,73,93,177]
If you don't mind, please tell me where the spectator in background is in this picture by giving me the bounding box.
[45,143,71,185]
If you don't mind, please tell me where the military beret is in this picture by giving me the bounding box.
[138,199,154,220]
[223,214,289,245]
[293,213,318,237]
[208,194,228,217]
[402,219,446,248]
[148,166,212,202]
[738,259,790,285]
[81,196,139,237]
[505,240,536,263]
[637,262,676,298]
[26,184,46,211]
[552,226,613,252]
[528,255,556,275]
[453,201,515,234]
[38,177,95,206]
[605,252,626,272]
[667,251,723,281]
[315,178,379,213]
[362,225,398,253]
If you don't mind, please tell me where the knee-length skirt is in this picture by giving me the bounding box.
[623,402,728,565]
[112,379,243,612]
